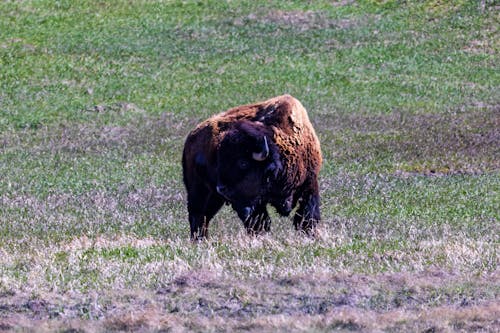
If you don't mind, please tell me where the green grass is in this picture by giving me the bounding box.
[0,0,499,332]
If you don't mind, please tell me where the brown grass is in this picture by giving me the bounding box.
[317,106,500,174]
[235,9,378,32]
[0,105,191,156]
[1,271,498,332]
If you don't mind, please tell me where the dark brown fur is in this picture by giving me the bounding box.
[182,95,322,239]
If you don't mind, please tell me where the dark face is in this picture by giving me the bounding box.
[215,126,278,220]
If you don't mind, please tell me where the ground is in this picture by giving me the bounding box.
[0,1,498,332]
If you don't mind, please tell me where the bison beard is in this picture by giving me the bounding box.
[182,95,322,240]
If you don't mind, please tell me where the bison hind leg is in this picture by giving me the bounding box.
[244,205,271,235]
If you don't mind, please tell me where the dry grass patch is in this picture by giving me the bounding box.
[331,0,357,7]
[318,107,500,174]
[1,271,498,332]
[0,107,190,156]
[1,222,497,291]
[464,39,499,55]
[0,183,184,244]
[236,9,378,32]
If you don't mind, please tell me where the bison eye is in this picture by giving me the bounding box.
[237,159,250,170]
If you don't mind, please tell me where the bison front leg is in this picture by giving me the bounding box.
[187,186,224,240]
[243,205,271,235]
[293,185,320,236]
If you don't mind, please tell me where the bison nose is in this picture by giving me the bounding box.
[216,185,227,196]
[236,206,253,222]
[242,207,252,220]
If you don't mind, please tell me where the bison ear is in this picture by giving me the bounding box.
[252,136,269,161]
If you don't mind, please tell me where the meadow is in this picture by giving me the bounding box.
[0,0,498,331]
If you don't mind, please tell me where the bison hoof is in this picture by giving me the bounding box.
[295,221,318,238]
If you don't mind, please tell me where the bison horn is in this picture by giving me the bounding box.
[252,136,269,161]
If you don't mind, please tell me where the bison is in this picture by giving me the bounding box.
[182,95,322,240]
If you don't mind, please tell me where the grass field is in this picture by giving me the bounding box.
[1,0,499,331]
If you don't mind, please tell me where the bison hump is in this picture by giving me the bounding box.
[254,95,303,135]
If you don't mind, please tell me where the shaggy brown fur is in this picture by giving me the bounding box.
[183,95,322,239]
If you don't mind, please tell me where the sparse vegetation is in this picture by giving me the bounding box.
[1,0,498,332]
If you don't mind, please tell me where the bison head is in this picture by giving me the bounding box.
[216,121,281,221]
